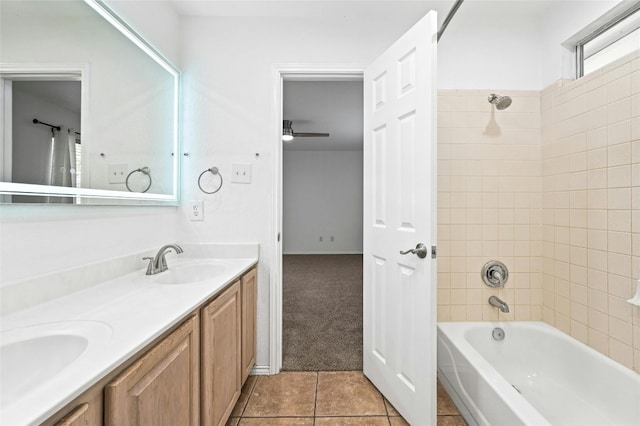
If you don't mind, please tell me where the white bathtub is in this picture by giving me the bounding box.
[437,321,640,426]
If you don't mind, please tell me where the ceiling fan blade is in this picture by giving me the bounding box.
[292,132,330,137]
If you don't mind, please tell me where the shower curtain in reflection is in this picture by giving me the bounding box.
[47,127,76,203]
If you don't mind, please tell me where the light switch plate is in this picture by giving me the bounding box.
[189,200,204,221]
[231,163,252,184]
[108,164,128,184]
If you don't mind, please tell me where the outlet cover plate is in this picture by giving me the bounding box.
[231,163,252,184]
[108,164,128,184]
[189,200,204,221]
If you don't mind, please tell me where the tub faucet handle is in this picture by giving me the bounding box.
[482,260,509,288]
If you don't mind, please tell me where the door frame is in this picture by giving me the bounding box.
[270,64,365,374]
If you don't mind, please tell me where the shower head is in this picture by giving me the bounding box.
[488,94,512,110]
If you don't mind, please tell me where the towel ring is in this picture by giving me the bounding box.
[198,167,223,194]
[125,167,152,193]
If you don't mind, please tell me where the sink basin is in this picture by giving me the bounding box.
[0,321,112,408]
[152,261,229,285]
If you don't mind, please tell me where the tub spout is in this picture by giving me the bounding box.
[489,295,510,313]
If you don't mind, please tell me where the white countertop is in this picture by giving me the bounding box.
[1,255,258,426]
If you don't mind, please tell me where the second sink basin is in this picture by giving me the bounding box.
[1,321,112,409]
[152,261,229,285]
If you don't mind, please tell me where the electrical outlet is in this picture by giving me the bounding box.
[231,163,252,184]
[189,200,204,221]
[108,164,128,184]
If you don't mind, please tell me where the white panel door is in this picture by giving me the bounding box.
[363,11,437,426]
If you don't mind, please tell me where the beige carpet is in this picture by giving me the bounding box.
[282,254,363,371]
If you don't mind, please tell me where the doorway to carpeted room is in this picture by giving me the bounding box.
[282,254,363,371]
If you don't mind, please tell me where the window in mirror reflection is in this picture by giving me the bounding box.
[8,80,81,203]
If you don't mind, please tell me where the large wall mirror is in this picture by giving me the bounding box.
[0,0,179,205]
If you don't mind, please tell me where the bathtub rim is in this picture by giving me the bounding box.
[437,321,550,426]
[438,320,638,381]
[437,320,640,426]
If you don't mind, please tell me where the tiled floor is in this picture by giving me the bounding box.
[226,371,467,426]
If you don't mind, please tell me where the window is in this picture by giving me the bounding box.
[576,5,640,77]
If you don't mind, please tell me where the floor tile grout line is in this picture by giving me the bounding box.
[234,370,463,425]
[238,376,259,418]
[382,393,392,426]
[313,371,319,423]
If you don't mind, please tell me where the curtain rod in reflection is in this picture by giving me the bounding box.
[32,118,61,131]
[33,118,81,137]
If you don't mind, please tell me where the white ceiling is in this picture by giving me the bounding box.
[283,80,363,151]
[169,0,557,24]
[13,81,82,114]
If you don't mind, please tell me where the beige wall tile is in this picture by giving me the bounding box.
[606,75,631,103]
[607,165,631,188]
[607,121,631,146]
[438,57,637,375]
[608,142,631,166]
[588,328,609,355]
[608,338,634,369]
[608,231,632,255]
[607,98,631,124]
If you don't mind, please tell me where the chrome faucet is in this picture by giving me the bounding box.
[488,295,510,313]
[143,244,183,275]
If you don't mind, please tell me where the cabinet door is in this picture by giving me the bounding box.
[55,403,89,426]
[105,315,200,426]
[241,267,257,383]
[201,281,242,426]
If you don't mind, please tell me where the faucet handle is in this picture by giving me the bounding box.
[143,257,155,275]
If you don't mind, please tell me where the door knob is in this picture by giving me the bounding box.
[400,243,428,258]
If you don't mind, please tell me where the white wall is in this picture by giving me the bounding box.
[438,0,623,90]
[283,150,363,254]
[178,13,437,367]
[437,1,542,90]
[0,1,182,284]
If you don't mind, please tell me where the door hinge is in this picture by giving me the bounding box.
[431,245,437,259]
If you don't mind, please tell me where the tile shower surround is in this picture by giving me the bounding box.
[437,50,640,374]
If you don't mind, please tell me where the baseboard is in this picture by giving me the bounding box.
[250,365,271,375]
[283,251,363,255]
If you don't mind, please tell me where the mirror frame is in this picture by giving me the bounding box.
[0,0,180,205]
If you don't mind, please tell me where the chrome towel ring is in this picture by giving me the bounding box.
[125,167,152,193]
[198,167,223,194]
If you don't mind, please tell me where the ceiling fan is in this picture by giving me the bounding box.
[282,120,330,141]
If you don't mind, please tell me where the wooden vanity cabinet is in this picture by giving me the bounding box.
[43,383,104,426]
[200,280,242,426]
[241,267,257,383]
[105,315,200,426]
[55,403,90,426]
[43,265,257,426]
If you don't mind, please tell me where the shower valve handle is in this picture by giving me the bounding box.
[400,243,428,259]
